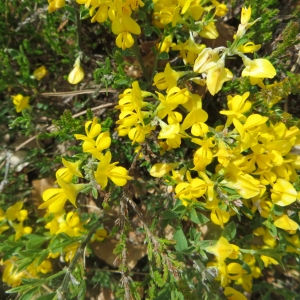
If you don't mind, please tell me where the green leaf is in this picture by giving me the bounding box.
[144,26,153,36]
[35,293,56,300]
[163,210,178,219]
[222,222,236,241]
[241,205,254,218]
[6,285,32,294]
[92,187,98,199]
[174,226,188,252]
[44,269,67,282]
[137,10,146,20]
[114,78,129,85]
[273,204,284,216]
[155,287,171,300]
[18,249,40,258]
[25,235,49,250]
[16,257,35,273]
[263,220,277,237]
[7,48,20,59]
[158,52,169,60]
[37,250,50,266]
[152,26,161,36]
[236,36,249,48]
[21,277,45,285]
[19,287,40,300]
[189,209,210,225]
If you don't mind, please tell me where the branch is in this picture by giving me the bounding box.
[56,218,103,299]
[15,102,116,151]
[0,151,13,192]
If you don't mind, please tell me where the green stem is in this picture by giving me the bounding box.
[56,220,102,299]
[149,34,167,86]
[132,35,151,84]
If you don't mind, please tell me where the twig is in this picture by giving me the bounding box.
[116,192,132,300]
[120,147,181,280]
[113,149,145,300]
[56,219,103,300]
[40,88,116,98]
[0,151,13,192]
[132,35,151,84]
[15,102,116,151]
[86,267,148,276]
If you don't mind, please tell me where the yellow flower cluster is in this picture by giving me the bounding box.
[0,203,31,241]
[146,87,300,295]
[153,0,225,37]
[116,81,155,144]
[75,0,143,49]
[0,204,53,287]
[1,257,52,287]
[103,6,298,296]
[11,94,30,113]
[38,117,132,214]
[2,118,126,286]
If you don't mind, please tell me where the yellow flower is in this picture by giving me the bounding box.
[236,6,259,38]
[220,92,251,127]
[172,35,205,65]
[12,94,30,113]
[213,1,228,17]
[90,2,110,23]
[149,163,179,178]
[45,211,65,235]
[56,212,84,237]
[286,235,300,254]
[253,227,277,248]
[205,198,230,228]
[37,260,52,274]
[85,131,111,159]
[68,58,84,84]
[157,34,173,53]
[158,121,180,139]
[48,0,65,13]
[206,236,236,263]
[261,254,279,268]
[111,15,141,50]
[237,42,261,53]
[76,0,93,8]
[153,63,185,91]
[273,214,299,231]
[64,242,80,262]
[270,178,297,206]
[206,58,233,95]
[0,222,9,234]
[33,65,48,80]
[94,151,132,189]
[224,286,247,300]
[156,87,188,123]
[2,258,24,287]
[56,158,83,182]
[6,202,28,222]
[93,228,108,241]
[192,142,214,172]
[38,174,86,212]
[199,22,219,39]
[193,48,219,73]
[75,117,111,160]
[181,107,208,131]
[241,56,276,79]
[222,173,261,199]
[175,172,208,206]
[75,117,101,140]
[12,222,32,241]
